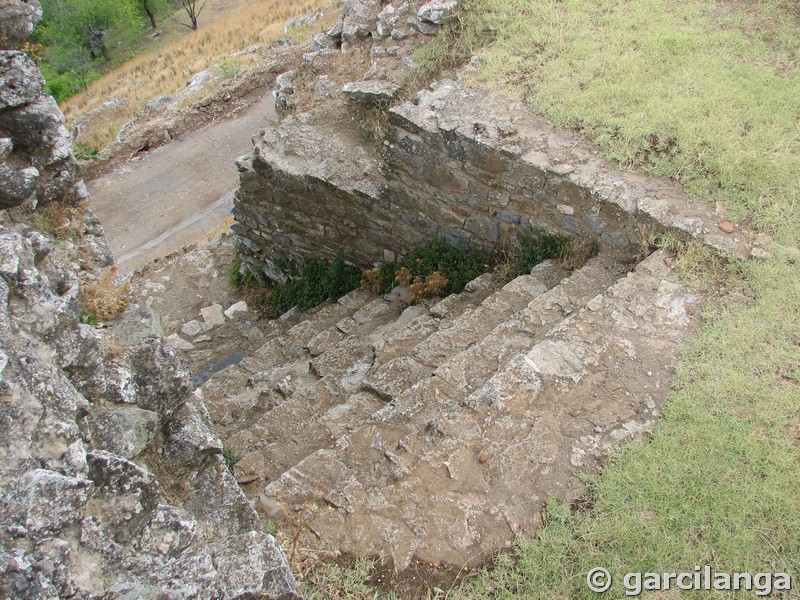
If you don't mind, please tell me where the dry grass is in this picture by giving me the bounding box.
[61,0,332,125]
[79,265,131,321]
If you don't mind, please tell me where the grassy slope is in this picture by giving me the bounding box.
[61,0,331,148]
[446,0,800,597]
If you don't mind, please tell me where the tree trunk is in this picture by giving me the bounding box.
[144,3,157,29]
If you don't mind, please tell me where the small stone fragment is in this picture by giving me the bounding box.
[181,319,212,337]
[223,301,248,319]
[718,221,735,234]
[200,304,225,326]
[166,333,195,351]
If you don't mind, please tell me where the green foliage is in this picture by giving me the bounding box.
[229,255,255,288]
[412,1,493,84]
[79,311,100,326]
[462,0,800,244]
[513,228,572,275]
[300,557,399,600]
[34,0,149,101]
[222,446,243,475]
[398,238,491,294]
[72,140,99,160]
[270,258,362,314]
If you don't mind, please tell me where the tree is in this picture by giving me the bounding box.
[37,0,139,62]
[138,0,169,30]
[141,0,157,28]
[173,0,205,30]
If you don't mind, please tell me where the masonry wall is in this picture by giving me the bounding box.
[233,81,741,281]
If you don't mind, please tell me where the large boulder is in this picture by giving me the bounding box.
[0,0,42,50]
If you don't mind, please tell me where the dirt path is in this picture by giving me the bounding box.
[88,93,277,275]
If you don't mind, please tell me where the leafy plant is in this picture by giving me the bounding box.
[229,254,255,288]
[72,140,99,160]
[513,228,573,275]
[363,238,492,299]
[269,258,362,314]
[79,311,100,326]
[222,446,243,475]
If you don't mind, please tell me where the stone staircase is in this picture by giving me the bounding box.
[200,249,700,570]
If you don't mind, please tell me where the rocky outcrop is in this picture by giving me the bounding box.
[0,0,42,50]
[0,6,300,597]
[0,50,86,210]
[0,224,297,598]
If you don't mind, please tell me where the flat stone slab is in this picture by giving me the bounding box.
[342,80,402,106]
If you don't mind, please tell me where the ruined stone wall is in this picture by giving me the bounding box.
[234,76,745,281]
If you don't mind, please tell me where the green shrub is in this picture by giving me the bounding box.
[269,257,362,314]
[229,255,255,288]
[72,141,99,160]
[514,228,573,275]
[367,238,493,297]
[222,446,243,475]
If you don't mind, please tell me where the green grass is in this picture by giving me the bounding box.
[431,0,800,244]
[453,251,800,599]
[222,446,244,475]
[420,0,800,597]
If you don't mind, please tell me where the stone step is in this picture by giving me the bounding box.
[261,250,701,569]
[258,260,585,504]
[225,302,435,490]
[360,262,565,403]
[434,254,623,397]
[409,270,556,368]
[371,272,501,367]
[227,272,507,492]
[201,289,375,436]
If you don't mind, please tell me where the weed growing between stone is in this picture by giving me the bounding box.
[269,258,363,314]
[232,231,586,316]
[362,238,495,298]
[79,265,131,322]
[222,446,243,475]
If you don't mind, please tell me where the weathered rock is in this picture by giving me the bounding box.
[166,332,195,350]
[0,51,44,110]
[224,300,248,319]
[0,92,67,149]
[341,0,379,48]
[163,395,223,469]
[0,47,301,598]
[112,304,164,346]
[181,318,213,337]
[1,469,92,539]
[375,2,412,38]
[130,339,193,419]
[200,303,225,326]
[86,450,162,544]
[88,407,159,459]
[342,80,402,106]
[0,0,42,50]
[418,0,459,25]
[0,150,38,207]
[273,70,296,116]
